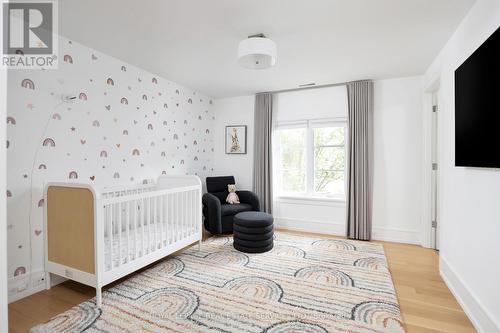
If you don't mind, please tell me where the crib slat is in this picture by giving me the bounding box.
[147,197,151,254]
[126,201,130,263]
[188,190,192,236]
[133,199,137,261]
[108,204,113,270]
[153,196,157,250]
[118,202,122,267]
[168,194,173,244]
[160,194,164,248]
[141,198,144,257]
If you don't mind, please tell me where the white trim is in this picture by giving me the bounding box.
[440,256,500,333]
[275,217,419,244]
[274,196,346,207]
[274,217,346,236]
[371,227,420,245]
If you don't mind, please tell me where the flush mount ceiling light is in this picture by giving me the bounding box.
[238,34,277,69]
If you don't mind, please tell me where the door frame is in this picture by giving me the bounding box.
[421,77,440,249]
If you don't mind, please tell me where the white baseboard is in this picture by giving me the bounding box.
[372,226,420,245]
[274,217,345,236]
[440,256,500,333]
[8,269,67,303]
[274,217,420,244]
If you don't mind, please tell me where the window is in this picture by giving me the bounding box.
[274,120,347,200]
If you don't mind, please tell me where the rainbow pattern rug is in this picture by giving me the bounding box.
[31,232,405,332]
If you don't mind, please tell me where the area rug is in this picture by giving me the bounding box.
[31,232,405,333]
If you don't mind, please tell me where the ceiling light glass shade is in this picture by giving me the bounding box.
[238,37,277,69]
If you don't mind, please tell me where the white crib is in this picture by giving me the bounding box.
[43,175,202,308]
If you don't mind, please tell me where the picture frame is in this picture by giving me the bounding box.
[225,125,247,154]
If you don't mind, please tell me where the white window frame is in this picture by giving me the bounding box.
[274,117,348,202]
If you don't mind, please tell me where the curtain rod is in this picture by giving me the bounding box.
[256,79,370,95]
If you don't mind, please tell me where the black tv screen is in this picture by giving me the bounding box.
[455,26,500,168]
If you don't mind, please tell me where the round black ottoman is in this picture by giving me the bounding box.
[233,211,274,253]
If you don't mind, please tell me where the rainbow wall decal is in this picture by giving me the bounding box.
[187,98,193,104]
[173,134,179,140]
[78,92,87,101]
[6,117,16,125]
[68,171,78,179]
[142,94,147,101]
[100,150,108,158]
[163,103,168,109]
[122,130,128,135]
[147,124,153,130]
[38,199,44,207]
[121,65,127,71]
[180,160,185,165]
[175,89,180,94]
[21,79,35,90]
[42,138,56,147]
[206,129,210,134]
[92,120,100,127]
[152,77,158,84]
[106,78,114,86]
[120,97,128,105]
[6,190,12,198]
[161,152,166,157]
[193,140,198,145]
[14,266,26,276]
[194,156,198,161]
[113,172,120,179]
[52,113,62,120]
[132,149,140,156]
[163,121,168,126]
[38,164,47,169]
[63,54,73,63]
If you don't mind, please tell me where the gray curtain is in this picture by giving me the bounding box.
[346,80,374,241]
[253,93,274,213]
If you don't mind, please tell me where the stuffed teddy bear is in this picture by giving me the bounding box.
[226,184,240,204]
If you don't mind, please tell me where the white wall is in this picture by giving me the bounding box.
[214,79,424,244]
[423,0,500,331]
[6,36,215,302]
[212,95,254,190]
[372,77,423,244]
[1,30,9,333]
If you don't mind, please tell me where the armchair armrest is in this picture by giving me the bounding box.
[202,193,222,233]
[236,190,261,211]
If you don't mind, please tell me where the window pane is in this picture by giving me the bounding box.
[314,126,345,146]
[277,128,306,193]
[314,127,345,196]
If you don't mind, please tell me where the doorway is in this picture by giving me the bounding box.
[430,93,439,250]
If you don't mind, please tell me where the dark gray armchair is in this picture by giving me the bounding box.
[202,176,260,234]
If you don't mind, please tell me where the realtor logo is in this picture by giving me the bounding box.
[2,1,58,68]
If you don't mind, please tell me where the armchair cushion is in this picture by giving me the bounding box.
[220,203,253,216]
[206,176,235,193]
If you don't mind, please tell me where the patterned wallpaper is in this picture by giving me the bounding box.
[6,37,215,292]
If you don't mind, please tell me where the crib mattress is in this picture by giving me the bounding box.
[104,225,196,271]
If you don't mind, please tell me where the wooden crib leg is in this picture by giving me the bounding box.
[96,287,102,308]
[45,272,51,290]
[198,238,202,251]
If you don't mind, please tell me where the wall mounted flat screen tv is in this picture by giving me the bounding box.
[455,26,500,168]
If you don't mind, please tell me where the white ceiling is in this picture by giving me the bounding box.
[59,0,475,98]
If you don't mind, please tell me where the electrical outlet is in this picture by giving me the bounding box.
[31,272,46,287]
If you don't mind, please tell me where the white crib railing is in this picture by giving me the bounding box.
[100,185,201,274]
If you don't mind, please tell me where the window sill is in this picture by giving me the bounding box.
[274,195,346,206]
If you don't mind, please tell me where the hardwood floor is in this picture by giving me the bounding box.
[8,230,476,333]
